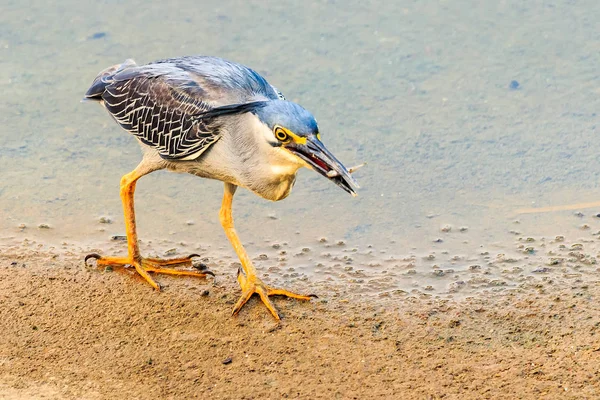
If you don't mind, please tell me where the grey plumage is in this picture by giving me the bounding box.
[84,56,285,161]
[86,55,358,201]
[84,55,360,320]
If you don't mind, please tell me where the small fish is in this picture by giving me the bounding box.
[327,162,367,178]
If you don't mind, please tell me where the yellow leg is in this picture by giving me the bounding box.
[85,163,213,290]
[219,183,316,320]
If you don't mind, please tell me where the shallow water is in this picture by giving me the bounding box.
[2,0,600,300]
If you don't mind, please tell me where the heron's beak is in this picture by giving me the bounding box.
[286,136,360,196]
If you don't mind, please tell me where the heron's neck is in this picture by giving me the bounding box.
[233,115,302,201]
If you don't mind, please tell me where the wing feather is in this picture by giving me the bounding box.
[89,64,219,160]
[85,56,286,160]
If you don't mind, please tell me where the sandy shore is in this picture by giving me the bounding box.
[0,250,599,399]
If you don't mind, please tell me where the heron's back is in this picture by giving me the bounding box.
[84,56,283,160]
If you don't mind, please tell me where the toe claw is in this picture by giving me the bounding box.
[84,253,101,265]
[308,294,318,299]
[187,253,201,259]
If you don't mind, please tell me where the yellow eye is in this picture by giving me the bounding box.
[274,127,291,143]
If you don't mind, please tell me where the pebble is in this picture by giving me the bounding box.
[98,216,112,224]
[89,32,107,40]
[163,248,177,256]
[38,223,50,229]
[532,267,551,273]
[441,225,452,233]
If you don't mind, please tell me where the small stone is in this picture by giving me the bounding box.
[319,237,327,243]
[258,254,268,260]
[104,266,113,272]
[581,224,590,230]
[98,216,112,224]
[337,240,346,246]
[18,223,26,229]
[272,243,281,249]
[38,223,50,229]
[111,235,127,241]
[163,248,177,256]
[222,357,233,365]
[574,211,584,218]
[192,262,208,271]
[186,220,195,226]
[201,290,210,296]
[448,319,461,328]
[459,226,468,232]
[532,267,551,273]
[89,32,107,40]
[441,225,452,233]
[524,247,535,254]
[433,238,443,243]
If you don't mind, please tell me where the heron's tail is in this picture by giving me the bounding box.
[83,59,137,101]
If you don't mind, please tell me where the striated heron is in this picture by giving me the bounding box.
[83,56,361,319]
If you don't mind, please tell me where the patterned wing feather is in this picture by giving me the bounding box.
[94,64,221,160]
[86,56,287,160]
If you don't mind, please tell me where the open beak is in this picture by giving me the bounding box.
[286,136,360,196]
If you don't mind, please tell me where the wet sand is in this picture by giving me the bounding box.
[3,0,600,398]
[1,246,599,399]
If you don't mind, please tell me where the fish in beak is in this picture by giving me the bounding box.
[285,136,360,196]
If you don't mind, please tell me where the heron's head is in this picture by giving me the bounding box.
[252,101,359,196]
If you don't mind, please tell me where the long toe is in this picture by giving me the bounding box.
[84,253,213,290]
[232,277,315,320]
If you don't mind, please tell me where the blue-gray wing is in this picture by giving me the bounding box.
[85,57,284,160]
[85,60,219,160]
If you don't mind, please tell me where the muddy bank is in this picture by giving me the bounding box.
[1,250,598,399]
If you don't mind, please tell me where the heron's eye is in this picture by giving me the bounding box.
[274,127,291,143]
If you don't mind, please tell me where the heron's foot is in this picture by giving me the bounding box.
[232,267,317,320]
[84,253,213,291]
